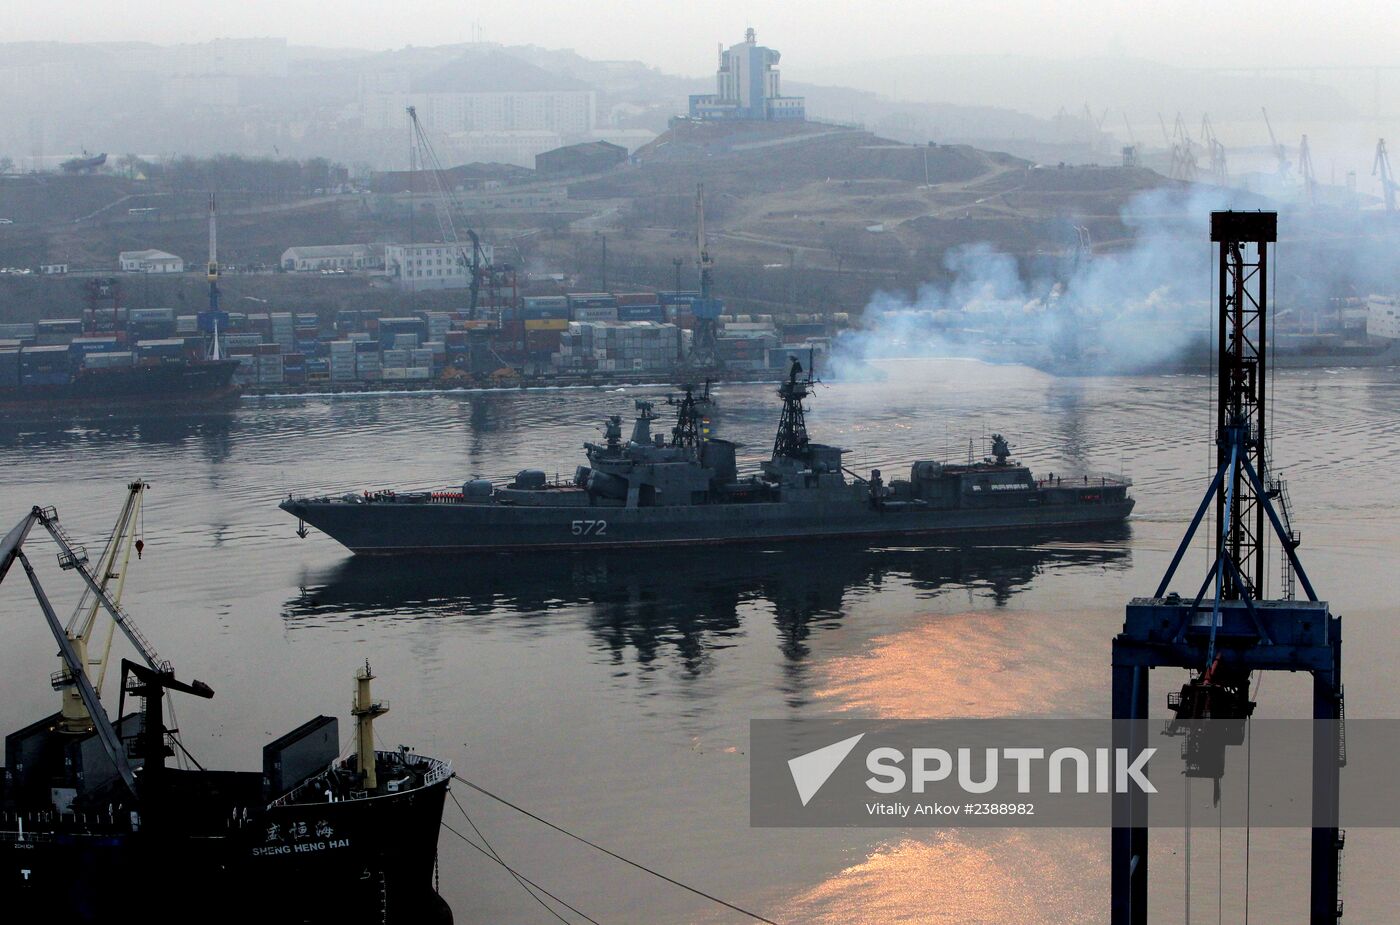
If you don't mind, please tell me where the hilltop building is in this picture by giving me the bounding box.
[688,29,805,122]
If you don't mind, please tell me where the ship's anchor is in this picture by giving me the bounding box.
[296,519,309,539]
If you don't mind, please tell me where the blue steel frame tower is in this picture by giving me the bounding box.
[1111,211,1343,925]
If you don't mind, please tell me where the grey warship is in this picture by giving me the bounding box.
[281,360,1133,554]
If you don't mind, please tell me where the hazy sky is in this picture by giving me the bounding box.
[3,1,1394,76]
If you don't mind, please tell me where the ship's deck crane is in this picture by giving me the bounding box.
[406,106,491,319]
[0,490,213,796]
[1373,138,1397,214]
[200,194,226,360]
[56,481,150,731]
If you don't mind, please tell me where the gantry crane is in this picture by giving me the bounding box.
[1113,212,1343,925]
[406,106,492,319]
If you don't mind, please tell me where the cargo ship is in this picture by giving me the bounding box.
[0,344,241,413]
[282,359,1134,554]
[1,485,452,922]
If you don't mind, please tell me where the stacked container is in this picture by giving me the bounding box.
[552,322,680,375]
[135,339,188,362]
[270,313,296,353]
[329,341,356,382]
[355,340,382,381]
[20,345,74,386]
[0,346,20,387]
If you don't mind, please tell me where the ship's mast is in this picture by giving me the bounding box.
[352,660,389,791]
[772,356,812,460]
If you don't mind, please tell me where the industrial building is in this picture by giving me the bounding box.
[688,29,805,122]
[535,140,627,176]
[118,250,184,273]
[384,242,495,291]
[280,245,384,272]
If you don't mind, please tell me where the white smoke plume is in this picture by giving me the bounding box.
[831,184,1280,375]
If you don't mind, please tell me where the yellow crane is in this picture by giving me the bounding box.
[56,480,148,733]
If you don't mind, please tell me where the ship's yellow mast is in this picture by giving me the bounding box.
[58,480,146,733]
[352,660,389,791]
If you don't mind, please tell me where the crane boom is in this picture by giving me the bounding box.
[406,106,489,318]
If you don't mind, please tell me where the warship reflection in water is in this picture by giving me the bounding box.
[283,359,1134,554]
[287,532,1132,658]
[0,485,451,923]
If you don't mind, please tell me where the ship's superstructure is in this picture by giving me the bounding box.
[282,360,1133,553]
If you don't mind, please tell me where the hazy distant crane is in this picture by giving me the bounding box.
[1298,134,1317,205]
[1120,112,1140,168]
[1167,113,1197,183]
[1262,107,1291,180]
[1199,114,1228,186]
[1374,139,1398,214]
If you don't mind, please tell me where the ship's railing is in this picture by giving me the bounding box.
[1035,471,1132,489]
[0,808,133,839]
[267,750,452,807]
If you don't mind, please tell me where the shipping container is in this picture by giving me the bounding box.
[69,337,120,355]
[617,305,664,322]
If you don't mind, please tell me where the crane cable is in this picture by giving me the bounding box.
[453,774,783,925]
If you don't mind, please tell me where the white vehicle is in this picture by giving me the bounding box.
[0,218,14,225]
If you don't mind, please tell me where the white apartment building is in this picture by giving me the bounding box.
[385,242,495,291]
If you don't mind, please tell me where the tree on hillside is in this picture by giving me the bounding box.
[0,156,13,174]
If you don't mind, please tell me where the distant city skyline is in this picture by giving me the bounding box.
[2,0,1394,78]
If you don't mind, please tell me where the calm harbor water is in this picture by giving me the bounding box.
[1,358,1396,923]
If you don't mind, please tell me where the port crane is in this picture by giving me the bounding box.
[1199,114,1228,186]
[1120,112,1139,168]
[1299,134,1318,205]
[1112,211,1343,925]
[406,105,492,319]
[1262,106,1291,180]
[1373,138,1397,213]
[686,183,722,368]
